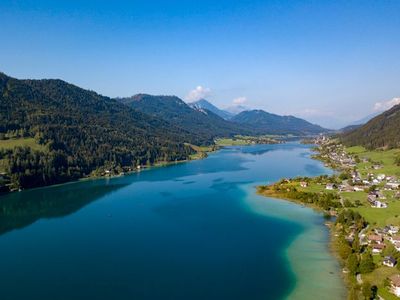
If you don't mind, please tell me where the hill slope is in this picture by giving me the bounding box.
[341,104,400,149]
[0,73,195,190]
[188,99,233,120]
[117,94,256,143]
[231,110,327,135]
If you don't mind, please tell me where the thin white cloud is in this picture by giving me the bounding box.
[373,97,400,112]
[232,96,247,105]
[185,86,211,101]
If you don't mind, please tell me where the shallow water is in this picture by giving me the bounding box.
[0,143,345,299]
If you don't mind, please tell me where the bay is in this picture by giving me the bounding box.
[0,143,346,299]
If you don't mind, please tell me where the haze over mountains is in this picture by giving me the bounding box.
[118,95,329,137]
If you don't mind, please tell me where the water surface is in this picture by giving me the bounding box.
[0,143,345,299]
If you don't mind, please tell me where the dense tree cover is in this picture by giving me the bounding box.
[336,209,366,230]
[262,183,341,210]
[0,73,198,190]
[231,109,328,136]
[341,104,400,149]
[117,94,259,144]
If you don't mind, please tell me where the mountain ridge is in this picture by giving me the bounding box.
[231,109,329,135]
[341,104,400,149]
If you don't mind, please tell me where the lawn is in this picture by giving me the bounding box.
[354,201,400,227]
[215,138,250,146]
[0,138,47,152]
[346,146,400,177]
[339,190,400,226]
[362,265,399,300]
[0,138,48,173]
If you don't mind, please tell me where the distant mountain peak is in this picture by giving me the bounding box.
[188,99,233,120]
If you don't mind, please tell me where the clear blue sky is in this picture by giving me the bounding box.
[1,0,400,128]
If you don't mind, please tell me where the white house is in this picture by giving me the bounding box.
[377,174,386,181]
[326,183,335,190]
[372,200,387,208]
[389,274,400,297]
[383,256,397,267]
[354,186,365,192]
[372,244,385,254]
[389,226,399,235]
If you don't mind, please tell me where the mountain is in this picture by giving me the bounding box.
[351,111,381,125]
[225,105,249,115]
[117,94,256,142]
[188,99,233,120]
[0,73,196,190]
[341,104,400,149]
[339,124,362,133]
[231,109,328,135]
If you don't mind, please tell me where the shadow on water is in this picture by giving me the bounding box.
[0,180,129,236]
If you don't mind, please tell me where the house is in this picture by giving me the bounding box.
[389,274,400,297]
[377,174,386,181]
[368,234,383,244]
[326,183,336,190]
[395,242,400,252]
[372,243,385,254]
[300,182,308,188]
[368,192,378,200]
[390,236,400,244]
[386,182,400,189]
[383,256,397,267]
[353,186,365,192]
[389,226,399,235]
[372,200,388,208]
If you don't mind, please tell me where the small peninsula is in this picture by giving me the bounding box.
[258,136,400,299]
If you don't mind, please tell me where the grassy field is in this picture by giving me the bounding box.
[215,135,281,146]
[0,138,48,173]
[362,265,399,300]
[346,146,400,177]
[0,138,47,152]
[186,143,215,160]
[215,138,251,146]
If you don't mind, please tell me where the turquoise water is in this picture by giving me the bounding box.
[0,143,346,299]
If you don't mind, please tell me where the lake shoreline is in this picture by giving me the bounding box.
[255,145,349,299]
[256,190,349,298]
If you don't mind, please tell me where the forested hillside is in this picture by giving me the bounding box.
[231,110,327,135]
[0,73,196,191]
[117,94,257,142]
[341,104,400,149]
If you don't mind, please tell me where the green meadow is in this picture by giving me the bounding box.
[0,138,47,152]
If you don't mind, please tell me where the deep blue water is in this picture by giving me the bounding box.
[0,143,340,300]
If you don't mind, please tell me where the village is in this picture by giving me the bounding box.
[313,136,400,299]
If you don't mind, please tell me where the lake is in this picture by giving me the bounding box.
[0,143,346,299]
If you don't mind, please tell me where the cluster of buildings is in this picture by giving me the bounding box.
[316,140,357,169]
[363,225,400,297]
[314,136,400,297]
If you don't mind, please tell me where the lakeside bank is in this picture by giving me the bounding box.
[257,137,400,299]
